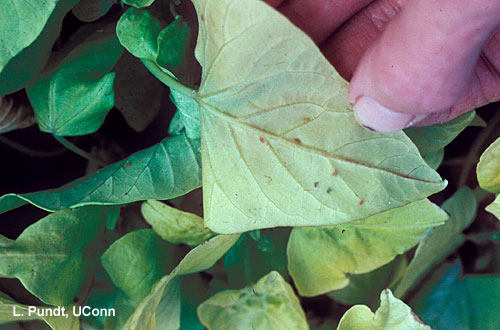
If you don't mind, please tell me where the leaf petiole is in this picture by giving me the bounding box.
[141,59,196,98]
[53,135,105,166]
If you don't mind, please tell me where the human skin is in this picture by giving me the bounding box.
[265,0,500,133]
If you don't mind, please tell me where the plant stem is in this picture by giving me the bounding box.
[458,109,500,187]
[0,135,66,157]
[141,59,196,98]
[54,135,105,166]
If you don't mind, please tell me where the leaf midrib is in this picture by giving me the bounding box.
[197,98,443,185]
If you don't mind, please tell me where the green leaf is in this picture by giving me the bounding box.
[337,289,430,330]
[0,292,79,330]
[422,148,444,170]
[0,0,57,72]
[411,262,500,330]
[287,199,447,296]
[405,111,475,156]
[328,256,407,308]
[72,0,116,22]
[122,0,155,8]
[0,0,79,95]
[170,90,201,139]
[156,16,190,72]
[197,271,308,330]
[394,188,477,297]
[477,137,500,193]
[27,28,123,136]
[113,52,164,132]
[123,234,239,329]
[116,8,160,61]
[141,200,214,246]
[0,207,107,306]
[101,229,174,302]
[486,194,500,220]
[105,206,121,230]
[0,134,201,214]
[191,0,446,234]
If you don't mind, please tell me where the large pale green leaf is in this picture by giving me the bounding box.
[0,292,79,330]
[0,134,201,214]
[337,289,430,330]
[411,262,500,330]
[0,0,58,72]
[72,0,116,22]
[190,0,445,233]
[287,199,447,296]
[197,271,308,330]
[0,207,107,306]
[101,229,174,303]
[477,137,500,193]
[27,28,123,136]
[123,234,239,330]
[0,0,79,95]
[394,188,477,297]
[328,256,407,308]
[141,200,214,246]
[486,194,500,220]
[405,111,475,156]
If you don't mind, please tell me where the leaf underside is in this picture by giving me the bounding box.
[191,0,446,233]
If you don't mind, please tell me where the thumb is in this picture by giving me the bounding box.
[349,0,500,133]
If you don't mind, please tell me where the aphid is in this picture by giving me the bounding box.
[259,136,265,143]
[293,138,302,145]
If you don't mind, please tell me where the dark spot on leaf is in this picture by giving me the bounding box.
[341,229,346,234]
[201,14,205,21]
[126,162,131,168]
[293,138,302,145]
[359,200,364,206]
[326,187,333,194]
[332,170,338,177]
[73,297,78,303]
[314,182,319,188]
[259,136,265,143]
[302,117,311,123]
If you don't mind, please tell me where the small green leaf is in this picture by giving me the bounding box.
[27,29,123,136]
[198,271,308,330]
[411,262,500,330]
[405,111,475,156]
[141,200,214,246]
[477,137,500,193]
[0,0,79,95]
[337,289,430,330]
[72,0,117,22]
[113,52,164,132]
[0,0,58,72]
[122,0,155,8]
[0,134,201,214]
[192,0,446,234]
[287,199,447,296]
[328,256,407,308]
[117,8,160,60]
[394,188,477,297]
[170,90,201,139]
[0,207,107,306]
[422,148,444,170]
[0,292,79,329]
[123,234,239,329]
[156,16,190,71]
[101,229,174,302]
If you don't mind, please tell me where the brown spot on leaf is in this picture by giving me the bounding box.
[359,200,364,206]
[259,136,265,143]
[302,117,311,123]
[293,138,302,145]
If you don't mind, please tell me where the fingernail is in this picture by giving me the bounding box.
[353,96,415,133]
